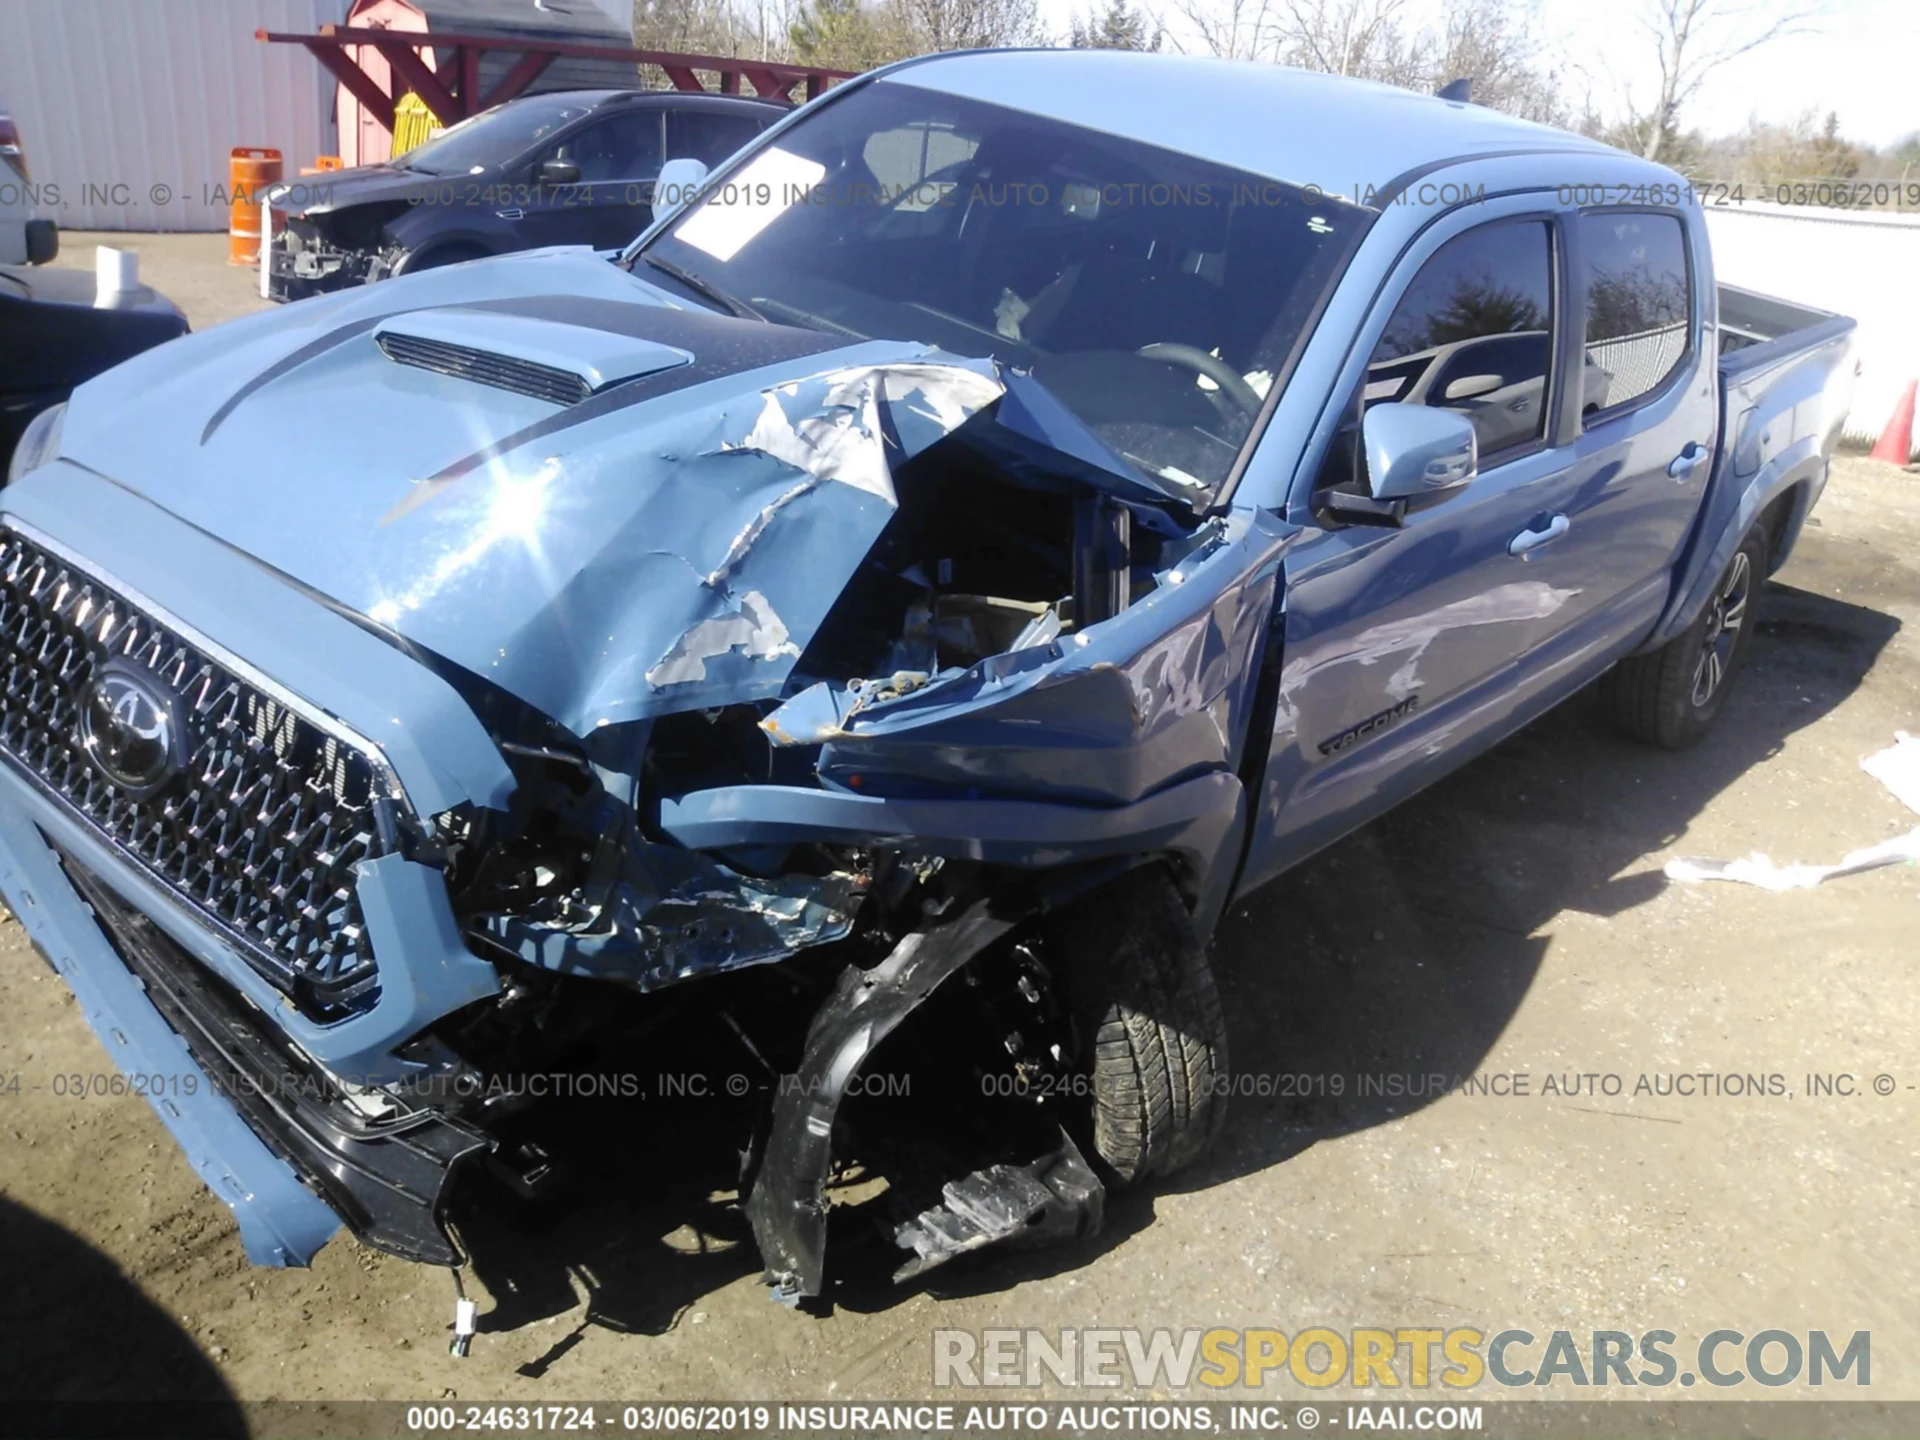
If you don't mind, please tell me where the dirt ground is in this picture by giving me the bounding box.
[2,237,1918,1408]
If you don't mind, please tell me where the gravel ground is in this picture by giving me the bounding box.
[47,230,275,329]
[2,236,1916,1410]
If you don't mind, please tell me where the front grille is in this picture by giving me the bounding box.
[376,331,591,407]
[0,528,395,1016]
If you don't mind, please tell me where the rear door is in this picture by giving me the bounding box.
[1240,198,1594,886]
[1529,207,1715,667]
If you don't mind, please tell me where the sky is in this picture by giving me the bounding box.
[1032,0,1919,148]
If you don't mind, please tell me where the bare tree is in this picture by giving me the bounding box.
[1433,0,1573,126]
[898,0,1047,51]
[788,0,921,68]
[1626,0,1820,162]
[1273,0,1423,81]
[633,0,744,55]
[1163,0,1282,62]
[1197,0,1567,129]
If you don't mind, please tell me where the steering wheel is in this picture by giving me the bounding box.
[1137,343,1265,417]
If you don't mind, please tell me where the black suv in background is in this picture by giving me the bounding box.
[265,89,780,301]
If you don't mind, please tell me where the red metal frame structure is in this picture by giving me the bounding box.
[256,24,854,138]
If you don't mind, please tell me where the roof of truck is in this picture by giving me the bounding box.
[881,50,1631,198]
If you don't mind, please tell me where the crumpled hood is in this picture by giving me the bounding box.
[54,249,1004,736]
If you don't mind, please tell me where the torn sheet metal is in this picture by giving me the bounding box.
[631,358,1000,708]
[644,589,800,688]
[727,362,1003,505]
[1666,733,1920,892]
[963,368,1203,521]
[760,671,942,748]
[804,521,1284,807]
[482,835,862,989]
[57,248,1006,736]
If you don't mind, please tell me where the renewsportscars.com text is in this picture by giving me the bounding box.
[932,1327,1869,1390]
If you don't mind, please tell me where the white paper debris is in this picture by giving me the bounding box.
[1665,732,1920,891]
[1860,730,1920,813]
[674,147,827,261]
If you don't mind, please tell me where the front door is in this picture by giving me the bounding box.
[1239,205,1593,889]
[521,111,666,253]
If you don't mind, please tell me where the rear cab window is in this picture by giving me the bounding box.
[1575,211,1692,420]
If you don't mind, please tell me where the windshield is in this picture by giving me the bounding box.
[402,96,593,176]
[639,80,1369,499]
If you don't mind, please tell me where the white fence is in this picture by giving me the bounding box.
[0,0,345,233]
[1703,202,1920,446]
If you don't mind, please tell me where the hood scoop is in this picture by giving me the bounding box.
[373,308,694,407]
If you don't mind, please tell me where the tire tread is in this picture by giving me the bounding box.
[1050,869,1229,1185]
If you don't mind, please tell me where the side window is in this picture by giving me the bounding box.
[553,113,664,184]
[1367,219,1557,461]
[1577,211,1691,416]
[667,110,764,169]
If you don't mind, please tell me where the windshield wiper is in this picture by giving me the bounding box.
[640,253,763,322]
[751,297,866,339]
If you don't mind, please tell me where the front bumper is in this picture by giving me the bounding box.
[0,791,340,1264]
[0,462,518,1262]
[263,224,383,303]
[60,844,488,1266]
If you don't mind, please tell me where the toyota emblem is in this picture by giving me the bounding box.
[80,659,189,799]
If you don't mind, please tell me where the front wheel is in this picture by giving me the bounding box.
[1044,868,1230,1186]
[1600,523,1766,749]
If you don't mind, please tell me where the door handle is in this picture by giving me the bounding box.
[1668,442,1707,479]
[495,207,525,220]
[1509,513,1570,557]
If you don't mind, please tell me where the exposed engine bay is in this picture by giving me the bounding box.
[267,207,410,300]
[135,347,1243,1306]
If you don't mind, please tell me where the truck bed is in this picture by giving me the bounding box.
[1718,283,1853,375]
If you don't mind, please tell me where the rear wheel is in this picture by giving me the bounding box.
[1045,869,1229,1186]
[1601,523,1766,749]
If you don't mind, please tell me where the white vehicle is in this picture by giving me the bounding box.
[0,108,57,266]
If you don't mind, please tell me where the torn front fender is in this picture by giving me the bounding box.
[778,508,1294,808]
[744,899,1020,1301]
[659,770,1245,932]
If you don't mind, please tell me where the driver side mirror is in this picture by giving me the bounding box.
[537,157,580,184]
[653,157,709,224]
[1362,402,1478,502]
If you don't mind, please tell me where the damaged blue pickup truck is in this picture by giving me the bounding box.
[0,51,1855,1306]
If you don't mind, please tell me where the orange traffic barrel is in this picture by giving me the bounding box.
[229,146,282,265]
